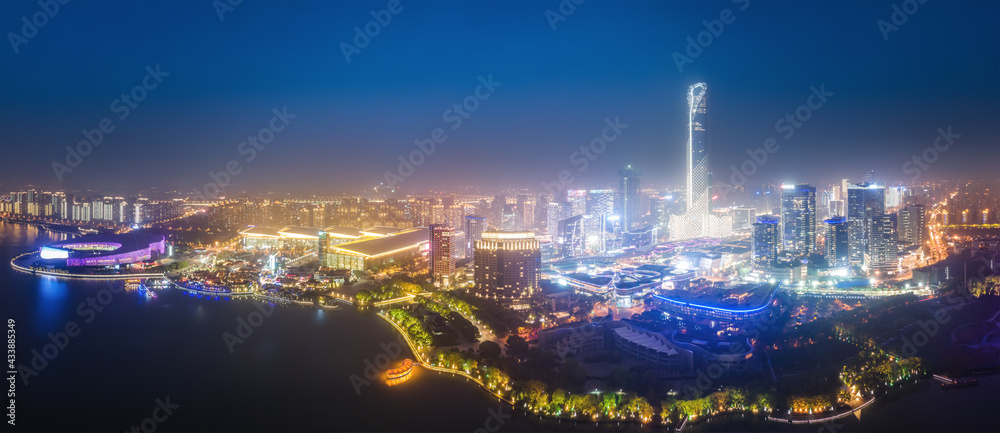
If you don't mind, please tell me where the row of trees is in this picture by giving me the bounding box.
[661,387,776,421]
[840,345,923,397]
[414,295,450,316]
[516,380,656,422]
[450,291,526,336]
[786,394,836,414]
[431,349,510,393]
[356,281,422,304]
[968,275,1000,297]
[386,308,433,348]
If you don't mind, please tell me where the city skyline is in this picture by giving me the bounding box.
[1,2,999,433]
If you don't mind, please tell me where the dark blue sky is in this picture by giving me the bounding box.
[1,0,997,194]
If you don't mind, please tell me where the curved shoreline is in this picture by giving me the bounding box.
[375,310,516,406]
[11,251,165,280]
[7,245,972,430]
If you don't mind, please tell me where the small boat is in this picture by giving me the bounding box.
[941,379,978,389]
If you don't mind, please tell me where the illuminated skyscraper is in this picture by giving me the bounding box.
[473,231,540,309]
[867,212,897,275]
[429,225,455,285]
[780,184,817,255]
[464,215,486,258]
[687,82,709,222]
[587,189,615,251]
[669,83,725,239]
[824,216,849,267]
[897,204,925,247]
[751,215,780,270]
[616,166,640,231]
[847,182,885,265]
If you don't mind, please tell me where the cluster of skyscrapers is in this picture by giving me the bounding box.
[1,190,183,226]
[750,180,926,278]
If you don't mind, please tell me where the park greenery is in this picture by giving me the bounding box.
[386,308,433,348]
[662,387,777,421]
[394,289,935,427]
[355,281,422,304]
[969,275,1000,297]
[840,343,923,398]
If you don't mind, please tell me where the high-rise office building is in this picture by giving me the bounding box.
[566,190,587,219]
[429,225,455,284]
[518,196,535,230]
[898,204,925,247]
[829,200,844,217]
[732,207,756,231]
[557,215,586,257]
[616,166,640,231]
[501,204,518,231]
[669,83,727,240]
[464,215,486,258]
[867,212,897,275]
[885,186,905,209]
[824,216,849,267]
[546,201,562,237]
[490,195,506,230]
[780,184,817,255]
[473,231,541,309]
[686,83,709,226]
[587,189,615,251]
[847,182,886,265]
[751,215,780,270]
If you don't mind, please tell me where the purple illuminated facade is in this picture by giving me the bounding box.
[41,233,166,267]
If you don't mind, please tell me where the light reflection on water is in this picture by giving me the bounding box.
[33,274,71,331]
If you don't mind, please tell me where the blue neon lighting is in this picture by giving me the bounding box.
[652,284,779,314]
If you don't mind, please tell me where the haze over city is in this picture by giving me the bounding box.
[1,0,997,194]
[1,1,998,433]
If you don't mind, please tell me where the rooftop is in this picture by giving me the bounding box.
[614,326,679,356]
[323,226,363,239]
[240,226,282,238]
[654,282,778,311]
[360,226,404,237]
[330,228,428,258]
[278,226,322,239]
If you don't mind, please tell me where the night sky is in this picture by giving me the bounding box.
[1,0,997,194]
